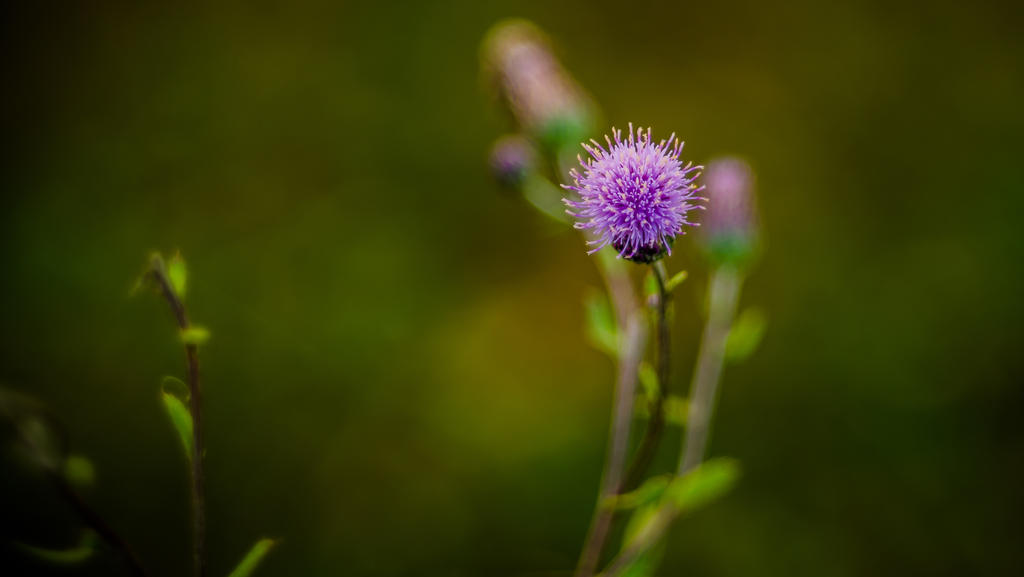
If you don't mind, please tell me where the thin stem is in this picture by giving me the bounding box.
[184,343,205,577]
[679,265,741,474]
[574,250,647,577]
[5,401,149,577]
[557,148,646,577]
[51,473,148,577]
[149,258,206,577]
[622,261,671,490]
[601,265,743,577]
[580,262,671,576]
[575,313,646,577]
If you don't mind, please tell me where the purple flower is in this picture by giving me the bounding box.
[563,125,704,262]
[700,157,759,265]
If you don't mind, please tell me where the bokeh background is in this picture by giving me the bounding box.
[2,1,1022,576]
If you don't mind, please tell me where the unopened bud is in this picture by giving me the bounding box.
[700,157,760,267]
[482,20,594,151]
[489,135,536,190]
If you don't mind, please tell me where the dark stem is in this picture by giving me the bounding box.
[622,261,671,490]
[578,263,671,575]
[51,473,148,577]
[1,398,148,576]
[184,343,205,577]
[601,265,744,577]
[149,258,206,577]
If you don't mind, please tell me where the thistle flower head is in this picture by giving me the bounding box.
[563,124,704,263]
[700,157,759,266]
[489,135,536,190]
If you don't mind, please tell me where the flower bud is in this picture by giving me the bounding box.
[482,20,594,151]
[489,135,536,190]
[700,157,760,267]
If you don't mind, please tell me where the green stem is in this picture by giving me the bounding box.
[574,255,647,577]
[680,265,741,474]
[601,265,743,576]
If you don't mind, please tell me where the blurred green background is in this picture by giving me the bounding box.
[2,1,1022,575]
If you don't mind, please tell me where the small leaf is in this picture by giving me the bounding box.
[161,376,190,402]
[665,270,689,292]
[606,475,671,511]
[63,455,95,489]
[15,531,97,564]
[634,395,687,425]
[583,290,617,357]
[665,457,741,513]
[643,271,659,302]
[132,252,163,296]
[619,500,670,576]
[226,538,277,577]
[622,503,661,548]
[637,362,659,402]
[663,396,688,427]
[725,307,767,364]
[620,540,665,577]
[180,326,211,346]
[161,391,194,462]
[167,252,188,300]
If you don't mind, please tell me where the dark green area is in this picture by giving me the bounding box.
[2,1,1022,575]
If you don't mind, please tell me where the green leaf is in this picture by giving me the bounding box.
[619,539,665,577]
[583,289,617,357]
[180,326,211,346]
[161,390,194,462]
[665,270,689,292]
[618,500,670,577]
[619,503,670,575]
[15,531,97,564]
[167,252,187,300]
[665,457,741,513]
[637,362,659,402]
[634,395,687,426]
[132,252,163,296]
[226,538,277,577]
[643,271,659,302]
[622,503,660,547]
[725,307,767,364]
[63,455,95,488]
[607,475,670,511]
[663,396,688,427]
[161,376,190,401]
